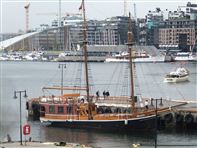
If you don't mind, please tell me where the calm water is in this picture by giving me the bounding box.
[0,61,197,147]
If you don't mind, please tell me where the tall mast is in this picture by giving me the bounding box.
[81,0,92,119]
[127,12,135,113]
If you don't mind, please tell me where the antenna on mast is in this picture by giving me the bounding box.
[24,3,30,33]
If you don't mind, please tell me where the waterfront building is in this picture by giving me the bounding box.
[158,2,197,52]
[145,8,164,47]
[137,2,197,52]
[51,14,83,27]
[1,14,137,51]
[158,19,196,52]
[138,18,147,45]
[38,26,69,51]
[68,16,136,50]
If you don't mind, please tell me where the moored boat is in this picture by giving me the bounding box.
[37,93,157,131]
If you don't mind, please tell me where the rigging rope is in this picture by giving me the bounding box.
[138,63,153,97]
[88,63,96,95]
[74,62,83,94]
[121,63,129,96]
[134,64,142,97]
[148,63,167,99]
[42,64,69,96]
[114,63,125,97]
[42,69,60,88]
[101,63,122,96]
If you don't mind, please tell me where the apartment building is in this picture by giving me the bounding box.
[159,19,196,51]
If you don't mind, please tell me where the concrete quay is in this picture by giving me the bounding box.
[0,141,92,148]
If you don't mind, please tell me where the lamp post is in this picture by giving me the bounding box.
[14,90,28,145]
[151,98,163,148]
[58,63,66,96]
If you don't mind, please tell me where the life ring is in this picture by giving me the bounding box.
[164,113,173,123]
[185,113,194,124]
[175,113,184,123]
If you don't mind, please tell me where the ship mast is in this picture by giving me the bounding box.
[81,0,92,120]
[127,13,135,114]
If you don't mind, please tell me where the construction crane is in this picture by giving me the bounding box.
[24,3,30,33]
[59,0,61,27]
[133,3,137,22]
[124,0,127,16]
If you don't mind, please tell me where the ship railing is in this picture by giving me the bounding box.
[39,96,79,104]
[96,96,130,105]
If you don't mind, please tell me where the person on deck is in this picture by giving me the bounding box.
[96,91,100,98]
[106,91,110,97]
[145,100,149,110]
[103,90,106,98]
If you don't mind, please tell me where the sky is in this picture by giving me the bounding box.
[0,0,196,33]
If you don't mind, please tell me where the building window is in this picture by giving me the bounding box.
[58,106,64,114]
[49,106,55,113]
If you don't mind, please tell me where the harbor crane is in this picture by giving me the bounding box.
[24,3,30,33]
[124,0,127,16]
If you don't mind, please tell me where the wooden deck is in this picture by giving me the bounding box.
[95,96,188,109]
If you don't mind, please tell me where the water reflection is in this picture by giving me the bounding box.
[39,125,155,147]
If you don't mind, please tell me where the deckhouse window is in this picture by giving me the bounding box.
[58,106,64,114]
[49,106,55,113]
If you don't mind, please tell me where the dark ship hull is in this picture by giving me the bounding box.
[41,115,156,132]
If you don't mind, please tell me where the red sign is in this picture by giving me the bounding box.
[23,124,31,135]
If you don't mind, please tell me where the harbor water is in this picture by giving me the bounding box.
[0,61,196,147]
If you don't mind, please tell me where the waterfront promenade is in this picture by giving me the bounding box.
[0,142,92,148]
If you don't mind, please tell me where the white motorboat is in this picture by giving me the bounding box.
[164,67,189,83]
[0,55,9,61]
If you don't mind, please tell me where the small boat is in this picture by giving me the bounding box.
[0,55,9,61]
[164,67,189,83]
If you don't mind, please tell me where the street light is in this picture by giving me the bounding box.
[14,90,28,145]
[58,63,66,96]
[151,98,163,148]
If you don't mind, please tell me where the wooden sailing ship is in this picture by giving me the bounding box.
[28,0,174,132]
